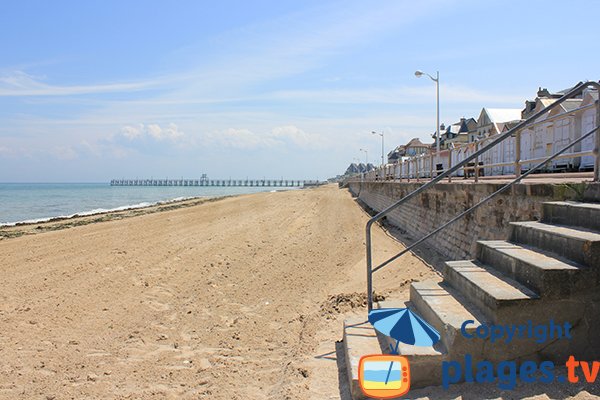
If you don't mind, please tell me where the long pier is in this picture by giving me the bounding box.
[110,178,315,187]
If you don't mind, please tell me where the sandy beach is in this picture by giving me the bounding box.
[2,184,600,400]
[0,184,436,399]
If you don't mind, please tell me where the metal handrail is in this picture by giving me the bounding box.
[366,80,600,311]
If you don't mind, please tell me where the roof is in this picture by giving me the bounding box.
[478,108,522,135]
[561,98,584,112]
[538,98,556,108]
[405,138,428,147]
[501,120,521,132]
[485,108,523,123]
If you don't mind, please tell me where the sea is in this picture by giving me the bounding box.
[0,183,292,227]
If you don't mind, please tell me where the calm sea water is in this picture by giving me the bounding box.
[0,183,292,226]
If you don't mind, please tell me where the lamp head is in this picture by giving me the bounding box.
[414,70,424,78]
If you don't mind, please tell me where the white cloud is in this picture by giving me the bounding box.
[0,70,166,97]
[52,146,77,160]
[271,125,330,149]
[203,128,281,149]
[119,123,184,141]
[199,125,332,150]
[120,124,145,140]
[0,145,13,157]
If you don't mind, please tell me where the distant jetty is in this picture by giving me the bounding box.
[110,177,318,187]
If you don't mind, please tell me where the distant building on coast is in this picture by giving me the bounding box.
[475,108,523,140]
[344,162,376,176]
[438,117,477,149]
[387,138,429,164]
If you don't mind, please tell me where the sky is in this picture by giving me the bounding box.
[1,0,599,182]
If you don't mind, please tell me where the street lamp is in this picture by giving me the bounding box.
[372,131,384,166]
[415,70,440,154]
[359,148,369,165]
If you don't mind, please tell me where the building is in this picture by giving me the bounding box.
[475,108,523,139]
[387,138,430,164]
[519,85,586,172]
[439,117,477,148]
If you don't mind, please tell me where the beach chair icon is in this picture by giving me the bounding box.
[358,354,410,398]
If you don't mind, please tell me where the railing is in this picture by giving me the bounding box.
[365,81,600,311]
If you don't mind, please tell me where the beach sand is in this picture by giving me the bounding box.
[1,184,598,399]
[0,184,430,399]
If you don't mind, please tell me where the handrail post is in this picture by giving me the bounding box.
[366,220,374,311]
[430,152,434,180]
[474,142,479,183]
[399,162,403,182]
[515,129,522,178]
[448,149,453,183]
[595,98,600,182]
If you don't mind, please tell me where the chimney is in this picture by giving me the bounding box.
[537,87,551,98]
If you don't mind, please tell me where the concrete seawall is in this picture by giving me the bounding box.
[348,181,599,260]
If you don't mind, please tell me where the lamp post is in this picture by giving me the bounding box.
[372,131,384,166]
[415,70,440,155]
[360,148,369,165]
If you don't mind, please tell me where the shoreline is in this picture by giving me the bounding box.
[0,187,299,240]
[0,183,300,229]
[0,195,232,240]
[0,195,203,227]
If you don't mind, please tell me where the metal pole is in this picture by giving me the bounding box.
[448,148,453,183]
[366,222,373,311]
[595,99,600,182]
[382,133,385,167]
[430,153,434,179]
[436,71,440,155]
[474,142,479,183]
[360,148,369,166]
[515,130,522,178]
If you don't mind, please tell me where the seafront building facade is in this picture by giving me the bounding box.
[350,83,598,181]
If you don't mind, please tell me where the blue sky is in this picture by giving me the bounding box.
[1,0,598,182]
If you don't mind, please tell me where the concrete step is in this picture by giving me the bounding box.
[444,260,539,323]
[343,317,383,400]
[510,221,600,268]
[542,201,600,232]
[409,281,486,355]
[476,240,594,298]
[343,315,445,393]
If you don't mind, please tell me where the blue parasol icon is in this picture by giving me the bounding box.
[368,308,440,384]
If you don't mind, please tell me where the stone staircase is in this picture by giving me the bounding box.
[343,201,600,398]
